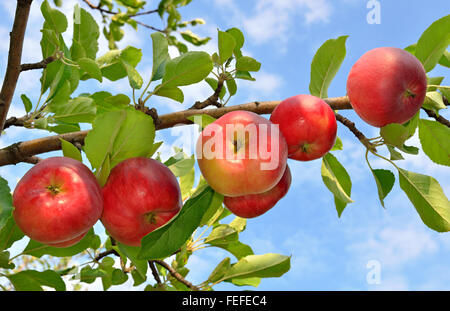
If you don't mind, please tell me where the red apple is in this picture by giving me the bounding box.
[346,47,427,127]
[101,157,182,247]
[47,231,88,248]
[270,94,337,161]
[224,165,292,218]
[13,157,103,248]
[196,110,288,197]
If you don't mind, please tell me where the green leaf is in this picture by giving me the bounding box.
[98,46,142,81]
[398,168,450,232]
[207,257,231,283]
[72,6,99,59]
[8,270,66,291]
[205,78,226,99]
[427,76,444,91]
[439,50,450,68]
[415,14,450,72]
[422,91,446,113]
[199,191,225,227]
[121,59,143,89]
[205,224,238,245]
[49,96,97,124]
[22,229,100,258]
[154,86,184,103]
[180,167,195,198]
[370,169,396,208]
[229,217,247,233]
[220,253,290,282]
[187,114,217,130]
[380,123,411,148]
[0,251,14,269]
[215,240,254,260]
[387,145,404,161]
[321,153,353,216]
[226,27,244,56]
[228,277,261,287]
[41,26,59,58]
[117,243,148,280]
[59,138,82,162]
[138,187,215,260]
[218,30,236,64]
[84,109,156,172]
[330,136,343,151]
[41,0,67,34]
[161,51,213,88]
[91,92,130,114]
[0,216,24,251]
[180,30,211,46]
[0,177,13,231]
[20,94,32,113]
[78,58,102,82]
[235,70,255,81]
[418,119,450,166]
[226,78,237,96]
[151,32,170,81]
[309,36,348,98]
[168,156,195,177]
[235,56,261,72]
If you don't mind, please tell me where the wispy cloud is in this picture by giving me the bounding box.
[213,0,333,45]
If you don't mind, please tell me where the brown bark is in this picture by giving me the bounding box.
[0,0,33,133]
[0,96,352,166]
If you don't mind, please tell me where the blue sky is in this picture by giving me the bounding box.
[0,0,449,290]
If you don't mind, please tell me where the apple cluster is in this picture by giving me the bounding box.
[196,46,427,219]
[11,46,427,248]
[13,157,182,247]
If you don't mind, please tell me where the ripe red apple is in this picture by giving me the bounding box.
[196,110,288,197]
[346,47,427,127]
[270,94,337,161]
[13,157,103,248]
[101,157,182,247]
[224,165,292,218]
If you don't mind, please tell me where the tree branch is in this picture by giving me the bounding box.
[20,55,57,72]
[190,78,224,109]
[422,107,450,128]
[335,112,376,151]
[154,260,199,291]
[0,0,33,134]
[94,249,119,262]
[0,96,352,166]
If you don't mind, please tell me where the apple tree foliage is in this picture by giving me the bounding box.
[0,0,449,291]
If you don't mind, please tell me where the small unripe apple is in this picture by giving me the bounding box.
[101,157,182,247]
[270,94,337,161]
[346,47,427,127]
[224,165,292,218]
[196,110,288,197]
[13,157,103,247]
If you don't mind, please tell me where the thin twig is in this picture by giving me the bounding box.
[82,0,163,32]
[154,260,199,291]
[335,112,376,152]
[190,79,224,109]
[422,107,450,128]
[20,55,57,72]
[94,249,119,262]
[148,261,162,285]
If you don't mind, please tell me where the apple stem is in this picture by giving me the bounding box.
[46,185,61,196]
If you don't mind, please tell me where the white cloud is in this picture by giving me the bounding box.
[347,224,438,268]
[214,0,333,45]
